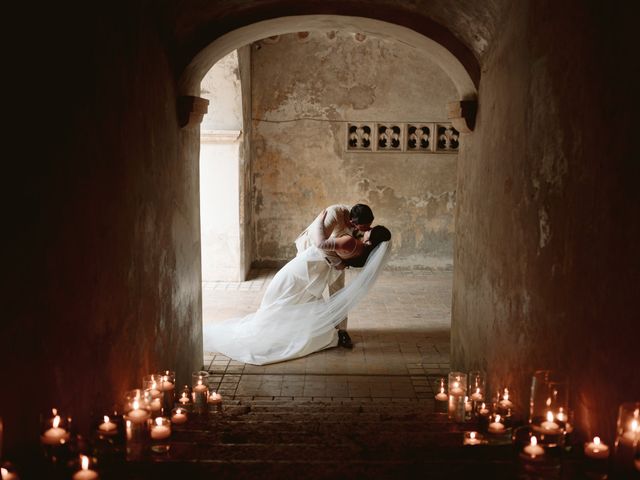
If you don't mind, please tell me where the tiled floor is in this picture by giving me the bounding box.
[202,269,452,404]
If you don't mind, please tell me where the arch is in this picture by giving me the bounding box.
[178,15,478,101]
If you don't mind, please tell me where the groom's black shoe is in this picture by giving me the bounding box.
[338,330,353,349]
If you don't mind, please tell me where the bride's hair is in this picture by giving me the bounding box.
[344,226,391,268]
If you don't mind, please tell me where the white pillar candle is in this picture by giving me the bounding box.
[72,456,98,480]
[584,436,609,459]
[524,436,544,458]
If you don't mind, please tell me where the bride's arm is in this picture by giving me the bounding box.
[310,209,343,266]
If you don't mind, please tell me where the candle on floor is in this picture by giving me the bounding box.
[488,415,505,433]
[1,467,19,480]
[479,402,490,416]
[470,387,483,402]
[149,398,162,413]
[524,436,544,458]
[171,408,188,425]
[464,396,472,413]
[98,416,117,436]
[499,388,513,409]
[150,417,171,440]
[41,414,69,445]
[584,436,609,459]
[126,401,150,424]
[178,392,190,405]
[541,411,560,433]
[208,391,223,405]
[463,431,482,445]
[72,455,98,480]
[435,379,447,401]
[450,381,464,396]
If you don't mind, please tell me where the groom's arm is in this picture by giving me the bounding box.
[309,208,344,267]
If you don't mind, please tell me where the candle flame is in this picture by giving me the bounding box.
[503,388,509,401]
[177,408,182,414]
[495,415,501,423]
[81,455,89,471]
[453,381,459,389]
[1,468,8,478]
[52,415,61,428]
[546,411,554,422]
[470,432,476,439]
[52,408,58,416]
[439,387,445,394]
[546,397,551,406]
[594,436,601,446]
[133,400,139,410]
[152,381,157,389]
[103,415,109,424]
[155,417,163,426]
[182,392,187,398]
[632,419,639,432]
[198,379,202,386]
[126,420,132,429]
[476,387,481,395]
[465,396,469,402]
[531,436,538,447]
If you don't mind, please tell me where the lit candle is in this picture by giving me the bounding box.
[499,388,513,409]
[127,401,149,424]
[149,381,161,399]
[621,419,639,443]
[208,391,223,405]
[464,396,472,412]
[556,408,567,423]
[42,415,69,445]
[149,398,162,413]
[463,431,482,445]
[125,420,132,440]
[488,415,505,433]
[98,416,117,436]
[178,392,190,405]
[150,417,171,440]
[1,467,19,480]
[524,436,544,458]
[193,380,208,393]
[171,408,188,425]
[450,381,464,396]
[479,402,490,416]
[161,375,174,392]
[584,436,609,459]
[72,455,98,480]
[435,379,447,401]
[541,411,560,433]
[470,387,483,401]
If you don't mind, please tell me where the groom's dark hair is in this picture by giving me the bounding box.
[349,204,374,225]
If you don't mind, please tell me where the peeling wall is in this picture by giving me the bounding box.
[452,0,640,442]
[251,31,459,269]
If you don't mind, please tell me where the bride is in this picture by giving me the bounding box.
[203,225,392,365]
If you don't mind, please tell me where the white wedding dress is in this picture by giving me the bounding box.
[203,241,391,365]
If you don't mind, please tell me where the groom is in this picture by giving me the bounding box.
[295,203,374,349]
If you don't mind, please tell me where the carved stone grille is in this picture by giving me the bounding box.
[346,122,459,153]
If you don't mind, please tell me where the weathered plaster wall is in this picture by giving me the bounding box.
[452,0,640,442]
[238,45,254,279]
[200,51,243,281]
[4,3,202,453]
[251,31,459,269]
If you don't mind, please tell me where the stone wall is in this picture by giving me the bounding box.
[451,0,640,441]
[251,31,459,269]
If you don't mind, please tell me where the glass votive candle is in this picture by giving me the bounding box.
[71,455,99,480]
[477,402,491,432]
[96,415,119,438]
[614,402,640,476]
[448,372,467,422]
[149,417,171,454]
[142,374,163,398]
[495,387,514,416]
[208,391,223,413]
[192,371,210,412]
[468,370,485,404]
[123,390,151,444]
[170,407,188,425]
[145,389,163,418]
[177,385,193,410]
[463,431,484,446]
[40,409,71,447]
[157,370,176,412]
[529,370,568,440]
[433,377,448,413]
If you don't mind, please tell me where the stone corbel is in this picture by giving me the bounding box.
[447,100,477,133]
[178,96,210,128]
